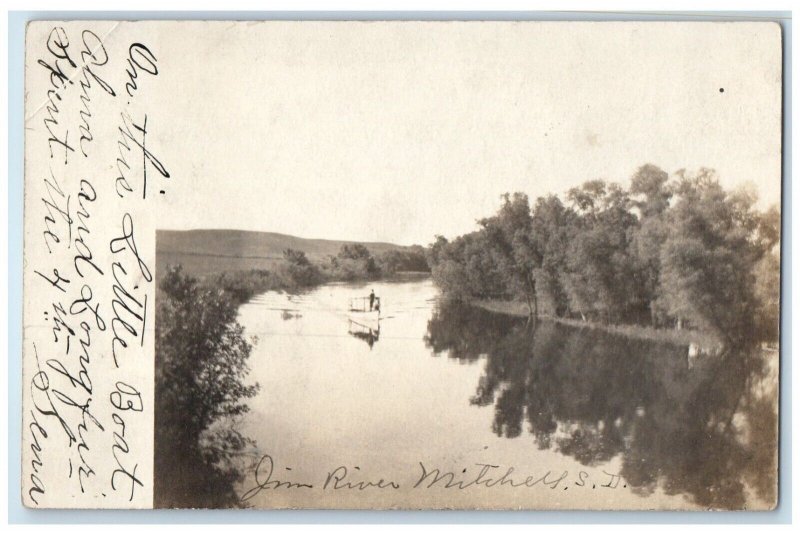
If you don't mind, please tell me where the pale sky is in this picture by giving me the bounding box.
[147,21,782,245]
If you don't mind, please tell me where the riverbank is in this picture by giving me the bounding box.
[472,299,723,349]
[196,267,431,307]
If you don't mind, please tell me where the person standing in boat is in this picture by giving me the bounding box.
[374,297,381,314]
[369,289,375,311]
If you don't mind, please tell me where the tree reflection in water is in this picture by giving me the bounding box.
[424,300,777,510]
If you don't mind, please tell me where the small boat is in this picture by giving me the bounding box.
[348,295,381,330]
[348,296,382,316]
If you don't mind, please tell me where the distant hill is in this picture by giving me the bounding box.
[156,229,414,277]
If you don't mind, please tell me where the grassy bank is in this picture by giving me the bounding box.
[472,299,723,349]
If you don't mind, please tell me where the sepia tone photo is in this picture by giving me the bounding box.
[22,20,782,511]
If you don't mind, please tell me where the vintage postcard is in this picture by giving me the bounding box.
[22,20,782,510]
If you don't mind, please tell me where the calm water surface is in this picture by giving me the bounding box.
[236,277,777,510]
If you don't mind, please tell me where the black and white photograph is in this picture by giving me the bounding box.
[20,19,783,512]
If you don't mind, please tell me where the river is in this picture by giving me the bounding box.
[235,277,777,510]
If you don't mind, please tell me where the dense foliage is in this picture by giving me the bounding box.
[376,245,431,274]
[324,243,430,280]
[324,243,381,280]
[427,165,780,347]
[154,266,260,508]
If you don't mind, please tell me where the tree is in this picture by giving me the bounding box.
[566,179,607,214]
[561,181,638,323]
[629,165,673,325]
[377,246,430,275]
[755,205,781,253]
[155,266,259,508]
[657,169,760,345]
[329,243,380,280]
[426,235,450,268]
[428,230,506,300]
[338,243,372,261]
[753,251,780,345]
[283,247,311,266]
[282,248,322,287]
[531,195,573,317]
[478,193,541,319]
[752,205,781,345]
[630,164,672,217]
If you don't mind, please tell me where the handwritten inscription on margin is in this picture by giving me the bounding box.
[23,23,169,507]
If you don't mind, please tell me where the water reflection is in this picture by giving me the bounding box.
[348,319,381,349]
[424,299,778,510]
